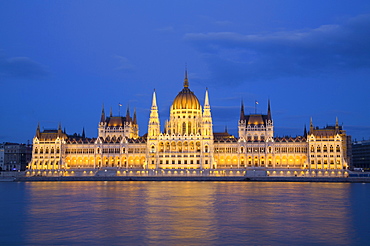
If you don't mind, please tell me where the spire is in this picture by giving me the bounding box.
[133,108,137,124]
[148,89,160,137]
[310,117,314,133]
[151,90,157,108]
[36,123,41,137]
[184,67,189,88]
[267,99,272,120]
[100,104,105,122]
[225,125,228,133]
[82,127,85,138]
[126,105,131,122]
[58,122,62,131]
[304,124,307,137]
[203,88,211,118]
[110,107,113,117]
[204,88,210,107]
[240,100,245,121]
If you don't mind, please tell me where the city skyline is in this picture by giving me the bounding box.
[1,1,370,143]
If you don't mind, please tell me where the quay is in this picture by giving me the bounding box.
[1,168,370,183]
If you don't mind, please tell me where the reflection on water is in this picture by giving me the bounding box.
[1,182,369,245]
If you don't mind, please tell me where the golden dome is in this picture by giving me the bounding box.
[172,87,201,110]
[171,71,201,110]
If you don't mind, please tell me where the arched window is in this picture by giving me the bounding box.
[317,146,321,152]
[330,145,334,152]
[205,145,209,153]
[159,142,164,152]
[182,122,186,135]
[34,148,38,154]
[240,147,244,153]
[323,145,327,152]
[336,145,340,152]
[196,142,201,152]
[311,145,315,152]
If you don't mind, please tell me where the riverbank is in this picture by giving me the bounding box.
[4,176,370,183]
[2,169,370,182]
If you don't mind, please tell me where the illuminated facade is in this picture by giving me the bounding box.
[28,72,350,173]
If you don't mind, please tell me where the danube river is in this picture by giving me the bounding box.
[1,181,369,245]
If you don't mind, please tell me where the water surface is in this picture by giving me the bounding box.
[0,182,369,245]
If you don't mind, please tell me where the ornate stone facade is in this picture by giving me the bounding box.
[28,72,350,173]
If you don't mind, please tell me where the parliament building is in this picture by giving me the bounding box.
[28,72,350,176]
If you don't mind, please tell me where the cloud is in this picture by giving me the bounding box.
[185,14,370,84]
[155,26,175,33]
[0,55,49,80]
[114,55,134,71]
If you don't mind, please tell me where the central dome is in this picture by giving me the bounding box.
[172,87,201,110]
[171,71,201,110]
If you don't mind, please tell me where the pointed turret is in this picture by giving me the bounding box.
[240,100,245,121]
[100,104,105,122]
[133,108,137,125]
[202,88,213,137]
[335,117,340,133]
[148,90,160,137]
[82,127,85,138]
[304,124,307,137]
[110,107,113,117]
[204,87,210,106]
[126,106,131,122]
[36,123,41,138]
[309,117,314,133]
[267,99,272,121]
[203,88,211,116]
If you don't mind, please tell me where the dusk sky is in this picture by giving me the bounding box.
[1,0,370,143]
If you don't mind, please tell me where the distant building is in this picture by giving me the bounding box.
[2,142,32,171]
[352,140,370,170]
[28,71,351,176]
[0,143,4,170]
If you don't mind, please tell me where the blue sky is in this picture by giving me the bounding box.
[1,0,370,143]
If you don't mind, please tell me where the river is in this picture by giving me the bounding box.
[0,181,369,245]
